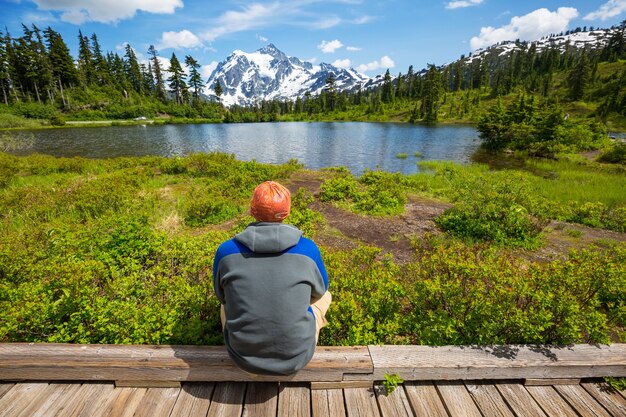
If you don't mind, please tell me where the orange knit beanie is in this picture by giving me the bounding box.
[250,181,291,222]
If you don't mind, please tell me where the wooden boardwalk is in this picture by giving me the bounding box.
[1,379,625,416]
[1,343,625,416]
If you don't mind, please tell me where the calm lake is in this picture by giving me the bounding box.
[16,122,481,175]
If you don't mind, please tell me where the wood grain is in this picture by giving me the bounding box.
[344,387,381,417]
[62,383,116,417]
[169,383,214,417]
[367,344,626,380]
[133,387,180,417]
[436,381,482,417]
[0,344,372,382]
[403,382,448,417]
[555,384,612,417]
[0,384,14,400]
[374,385,413,417]
[311,389,346,417]
[0,382,49,417]
[495,383,548,416]
[278,382,310,417]
[465,381,515,417]
[26,383,83,417]
[581,381,626,416]
[242,382,278,417]
[207,382,246,417]
[525,385,578,417]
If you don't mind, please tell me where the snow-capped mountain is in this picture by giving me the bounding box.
[466,27,620,64]
[205,44,370,106]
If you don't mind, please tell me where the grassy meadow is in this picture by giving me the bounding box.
[0,151,624,346]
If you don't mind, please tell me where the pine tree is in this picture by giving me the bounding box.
[381,69,393,103]
[324,73,336,111]
[77,30,96,86]
[90,33,110,85]
[185,55,204,102]
[167,53,187,105]
[124,44,143,94]
[44,27,78,89]
[148,45,166,101]
[420,64,442,123]
[567,54,590,101]
[213,80,223,103]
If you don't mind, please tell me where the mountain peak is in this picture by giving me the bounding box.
[206,44,370,106]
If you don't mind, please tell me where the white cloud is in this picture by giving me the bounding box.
[30,0,183,24]
[201,3,284,42]
[351,15,372,24]
[306,57,318,63]
[470,7,579,50]
[356,55,395,72]
[347,46,362,51]
[332,58,351,68]
[201,62,219,80]
[257,34,269,42]
[310,16,342,29]
[446,0,483,10]
[318,39,344,53]
[584,0,626,21]
[23,11,57,24]
[158,30,204,50]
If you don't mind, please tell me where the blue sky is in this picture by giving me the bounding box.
[2,0,625,79]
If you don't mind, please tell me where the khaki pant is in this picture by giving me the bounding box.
[220,290,332,343]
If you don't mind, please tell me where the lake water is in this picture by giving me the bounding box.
[15,122,481,175]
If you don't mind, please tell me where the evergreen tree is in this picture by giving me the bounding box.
[213,80,223,102]
[567,54,590,100]
[381,69,393,103]
[43,27,78,89]
[324,73,336,111]
[90,33,110,85]
[124,44,143,94]
[77,30,96,86]
[185,55,204,102]
[167,53,187,105]
[148,45,166,101]
[141,63,155,95]
[0,30,10,105]
[420,64,442,123]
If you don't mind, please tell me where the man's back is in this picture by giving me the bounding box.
[213,222,328,375]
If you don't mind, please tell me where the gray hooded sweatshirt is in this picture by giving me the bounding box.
[213,222,329,375]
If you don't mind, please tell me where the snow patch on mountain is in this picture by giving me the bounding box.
[206,44,369,106]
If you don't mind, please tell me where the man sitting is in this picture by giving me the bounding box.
[212,181,332,375]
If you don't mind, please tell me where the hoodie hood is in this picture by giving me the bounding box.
[235,222,302,254]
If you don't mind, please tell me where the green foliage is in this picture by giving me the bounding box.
[605,377,626,391]
[435,172,545,248]
[598,141,626,164]
[396,153,408,159]
[320,170,408,216]
[287,187,323,237]
[182,187,241,227]
[382,373,404,394]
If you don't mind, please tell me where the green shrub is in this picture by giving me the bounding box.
[598,142,626,164]
[182,187,241,227]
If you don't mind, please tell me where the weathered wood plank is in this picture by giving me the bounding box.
[435,381,482,417]
[116,380,181,388]
[0,384,14,400]
[525,386,578,417]
[312,381,372,390]
[169,383,214,417]
[403,382,448,417]
[278,382,310,417]
[367,344,626,380]
[554,384,612,417]
[311,389,346,417]
[495,383,547,417]
[103,387,148,417]
[207,382,246,417]
[581,381,626,416]
[0,382,49,417]
[242,382,278,417]
[0,344,372,382]
[374,385,413,417]
[61,383,116,417]
[26,383,83,417]
[524,378,580,386]
[344,387,381,417]
[465,381,515,417]
[133,387,180,417]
